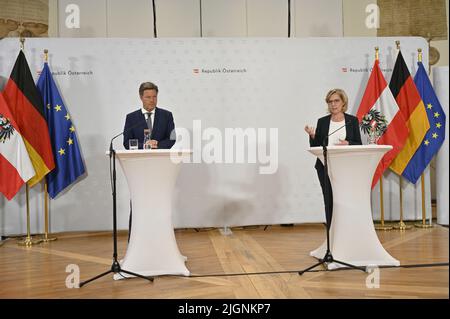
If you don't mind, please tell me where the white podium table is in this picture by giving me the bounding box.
[309,145,400,269]
[113,149,191,279]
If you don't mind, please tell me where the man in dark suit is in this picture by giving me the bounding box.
[304,88,362,228]
[123,82,175,150]
[123,82,176,241]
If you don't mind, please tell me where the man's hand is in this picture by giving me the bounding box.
[150,140,158,149]
[335,139,349,145]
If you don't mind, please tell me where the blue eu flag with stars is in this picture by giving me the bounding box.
[37,62,85,198]
[402,61,446,184]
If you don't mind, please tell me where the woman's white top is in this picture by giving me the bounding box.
[328,119,346,145]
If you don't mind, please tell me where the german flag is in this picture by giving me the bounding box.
[389,50,430,176]
[2,50,55,187]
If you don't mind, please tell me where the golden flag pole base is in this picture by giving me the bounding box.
[41,235,57,242]
[393,221,412,230]
[41,182,57,243]
[17,185,43,246]
[414,221,433,229]
[393,176,412,231]
[375,223,393,231]
[17,236,43,246]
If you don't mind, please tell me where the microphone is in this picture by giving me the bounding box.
[322,120,351,147]
[109,121,144,153]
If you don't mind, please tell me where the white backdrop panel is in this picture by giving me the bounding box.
[0,37,430,234]
[434,67,449,225]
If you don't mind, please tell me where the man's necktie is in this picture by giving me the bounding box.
[146,112,153,132]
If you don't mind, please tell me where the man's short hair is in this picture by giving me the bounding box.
[139,82,159,96]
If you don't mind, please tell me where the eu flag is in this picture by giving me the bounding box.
[402,61,446,184]
[37,62,85,198]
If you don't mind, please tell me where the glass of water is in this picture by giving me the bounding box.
[129,139,138,150]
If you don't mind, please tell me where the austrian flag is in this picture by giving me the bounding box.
[0,94,35,200]
[356,59,409,188]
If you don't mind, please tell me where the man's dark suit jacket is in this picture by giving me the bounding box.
[123,107,175,149]
[309,113,362,169]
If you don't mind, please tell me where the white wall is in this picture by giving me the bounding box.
[293,0,343,37]
[107,0,154,37]
[434,66,449,225]
[156,0,201,37]
[58,0,107,37]
[52,0,343,38]
[44,0,450,52]
[247,0,288,37]
[201,0,247,36]
[343,0,377,37]
[48,0,59,37]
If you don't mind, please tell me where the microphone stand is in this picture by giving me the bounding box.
[80,137,153,287]
[299,133,366,275]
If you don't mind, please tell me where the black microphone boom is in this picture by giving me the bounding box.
[322,120,351,146]
[80,121,153,287]
[110,121,144,153]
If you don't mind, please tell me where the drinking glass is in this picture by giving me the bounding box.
[129,139,138,150]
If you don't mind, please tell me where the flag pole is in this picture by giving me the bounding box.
[394,176,412,230]
[19,36,25,51]
[426,34,432,75]
[373,47,392,231]
[17,185,42,246]
[16,38,42,246]
[41,49,58,242]
[415,48,433,229]
[392,41,411,231]
[414,174,433,228]
[42,182,57,241]
[375,175,393,230]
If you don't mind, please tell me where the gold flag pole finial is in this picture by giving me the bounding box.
[20,37,25,51]
[44,49,49,63]
[395,40,400,50]
[418,48,422,63]
[375,47,379,61]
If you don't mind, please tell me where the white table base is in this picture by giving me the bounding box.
[112,150,191,279]
[309,145,400,270]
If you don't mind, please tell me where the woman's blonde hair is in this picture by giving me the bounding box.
[325,88,348,113]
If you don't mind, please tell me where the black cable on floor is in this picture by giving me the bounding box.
[156,262,449,278]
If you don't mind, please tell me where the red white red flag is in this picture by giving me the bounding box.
[0,94,35,200]
[356,59,409,188]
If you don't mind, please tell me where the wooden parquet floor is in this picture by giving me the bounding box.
[0,224,448,299]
